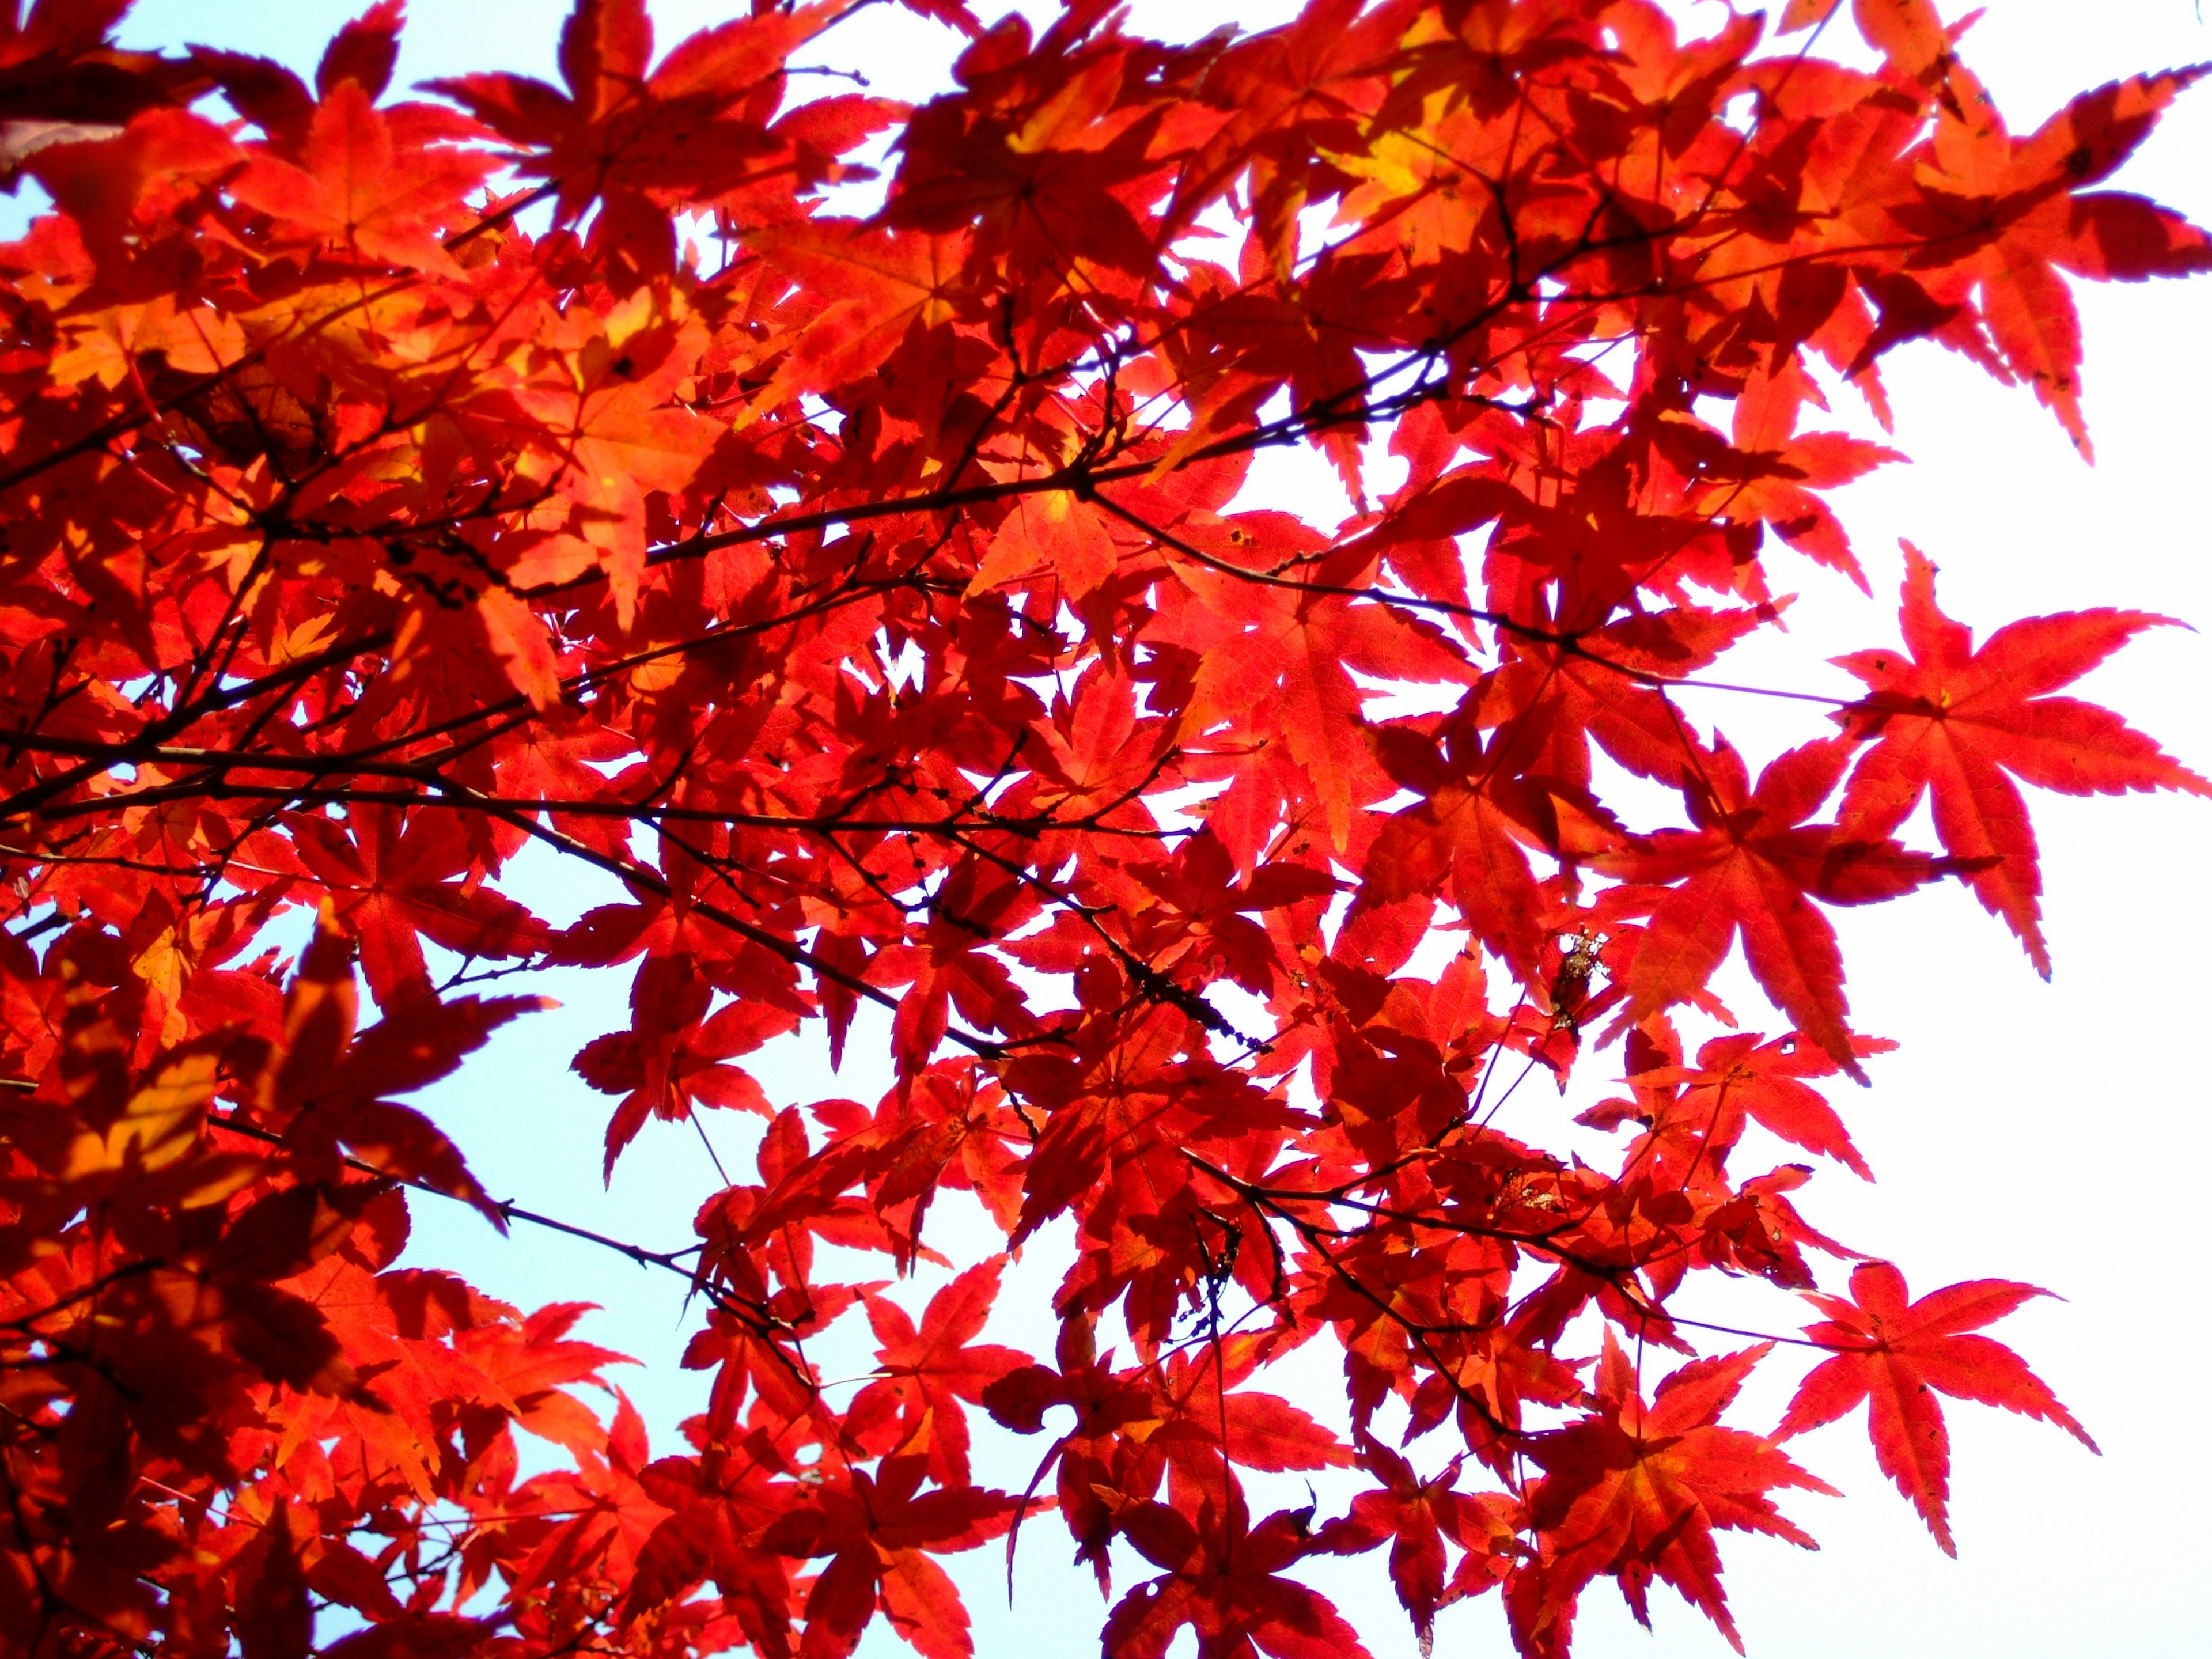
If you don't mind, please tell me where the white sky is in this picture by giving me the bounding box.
[74,1,2212,1654]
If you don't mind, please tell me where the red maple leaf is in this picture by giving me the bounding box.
[1834,543,2211,974]
[1774,1260,2096,1555]
[1312,1436,1520,1653]
[291,805,552,1014]
[1177,537,1476,853]
[1904,66,2212,450]
[757,1454,1019,1659]
[1512,1335,1835,1659]
[980,1312,1158,1592]
[230,80,491,272]
[1621,1029,1897,1181]
[1596,736,1952,1075]
[247,910,547,1219]
[428,0,855,231]
[571,952,797,1177]
[849,1258,1031,1486]
[1105,1486,1374,1659]
[1686,359,1906,586]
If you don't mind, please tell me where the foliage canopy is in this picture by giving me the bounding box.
[0,1,2205,1656]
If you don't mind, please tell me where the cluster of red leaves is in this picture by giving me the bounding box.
[0,1,2206,1656]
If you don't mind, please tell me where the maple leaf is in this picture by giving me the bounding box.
[1177,536,1475,852]
[0,2,206,190]
[1150,1339,1354,1479]
[849,1259,1031,1486]
[1781,0,1950,84]
[1834,543,2211,974]
[319,1615,498,1659]
[1010,665,1176,838]
[885,17,1227,293]
[291,805,552,1013]
[231,81,491,272]
[1596,735,1955,1076]
[743,219,971,412]
[1903,67,2212,451]
[1685,360,1906,587]
[1119,828,1340,997]
[623,1425,805,1652]
[1359,715,1622,987]
[1482,601,1775,789]
[979,1312,1158,1590]
[1105,1487,1374,1659]
[427,0,858,232]
[495,291,719,626]
[759,1455,1018,1659]
[1622,1029,1896,1181]
[317,2,404,102]
[244,910,547,1221]
[1310,1437,1513,1654]
[573,952,797,1177]
[1513,1335,1835,1659]
[456,1300,634,1449]
[865,1064,1031,1260]
[1775,1261,2096,1555]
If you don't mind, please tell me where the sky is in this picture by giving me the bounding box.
[56,1,2212,1654]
